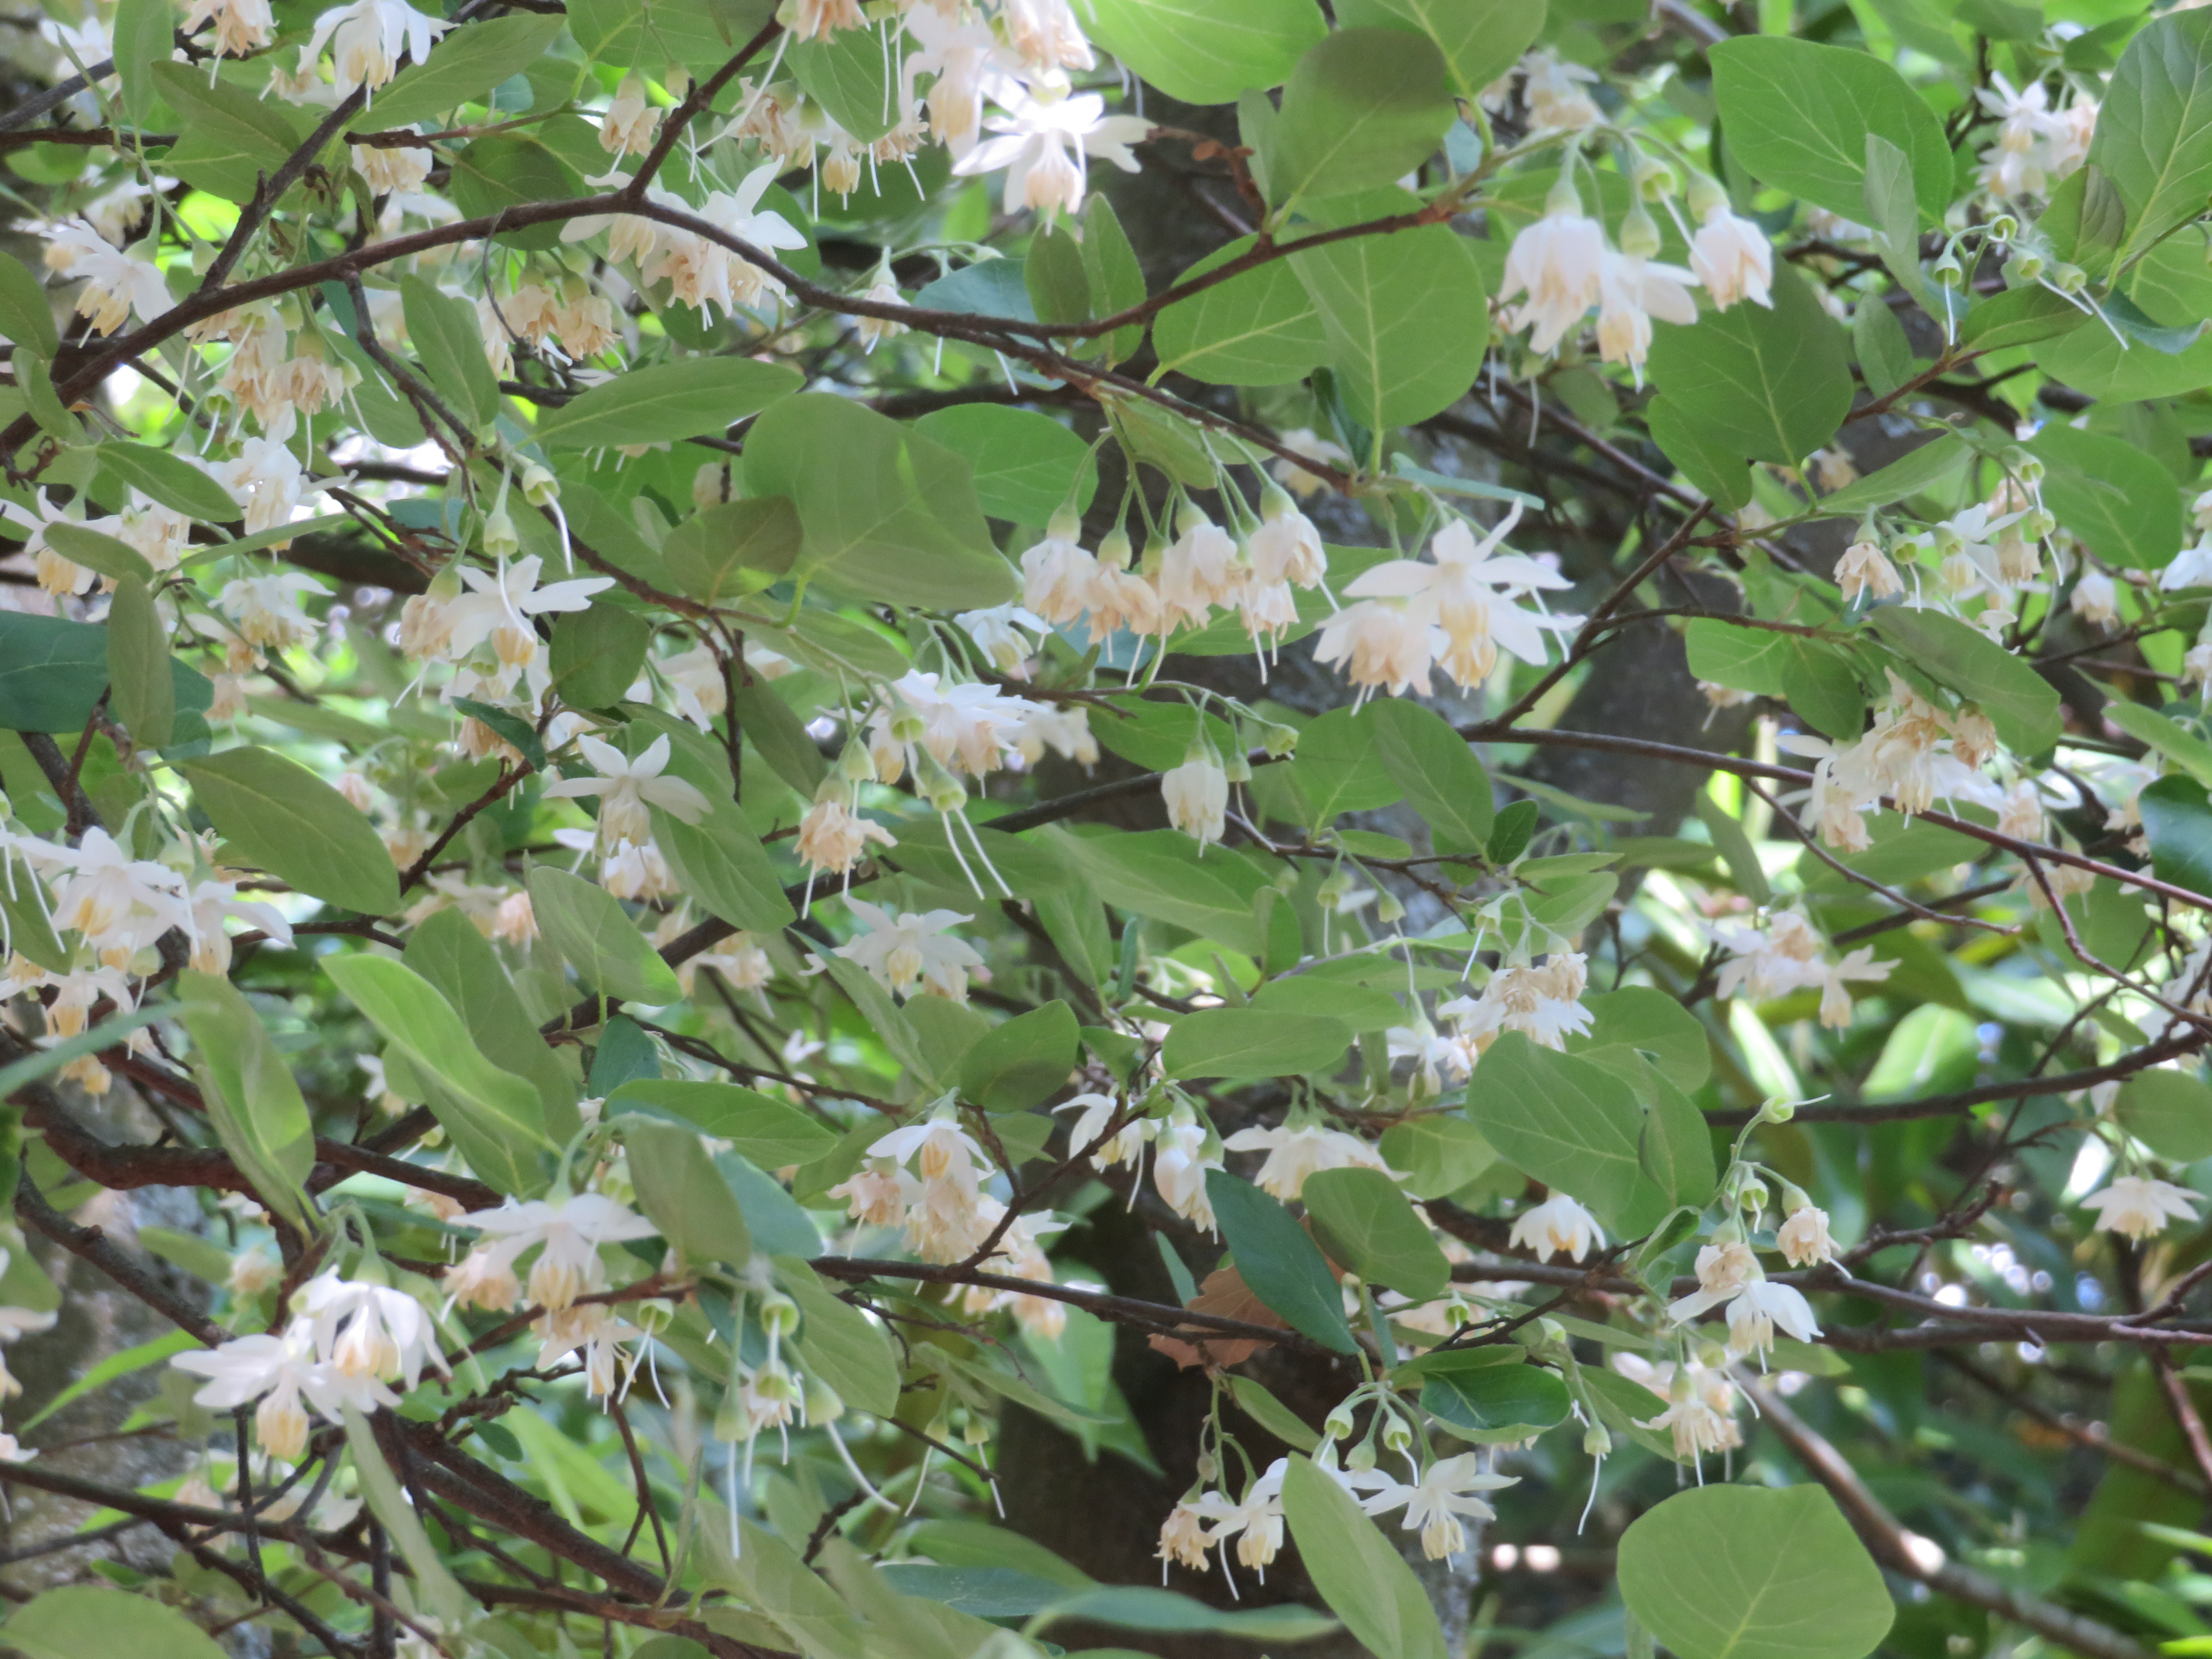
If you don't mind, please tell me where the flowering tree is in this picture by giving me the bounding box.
[8,0,2212,1655]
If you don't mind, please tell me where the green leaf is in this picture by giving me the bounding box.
[446,133,584,251]
[2032,422,2186,570]
[93,440,239,522]
[324,954,553,1193]
[183,746,401,916]
[1639,1074,1719,1209]
[1205,1171,1358,1351]
[626,1118,751,1266]
[1645,396,1755,511]
[113,0,169,126]
[175,972,317,1236]
[1277,704,1402,824]
[743,393,1016,611]
[1645,261,1851,467]
[1379,1115,1495,1200]
[1270,29,1454,206]
[46,523,153,586]
[1025,221,1093,324]
[536,358,802,449]
[1710,35,1952,224]
[1464,1032,1653,1227]
[912,406,1096,524]
[528,865,684,1004]
[0,254,59,357]
[1164,1007,1351,1080]
[400,274,502,431]
[366,13,568,129]
[1054,827,1268,954]
[1812,436,1969,517]
[2105,701,2212,786]
[2116,1069,2212,1163]
[106,574,174,751]
[1079,193,1149,365]
[1487,797,1539,864]
[1364,698,1493,853]
[2140,774,2212,899]
[1227,1374,1322,1452]
[342,1409,471,1627]
[958,1000,1079,1112]
[789,25,899,142]
[549,602,651,709]
[1617,1484,1895,1659]
[1152,236,1330,386]
[0,1587,230,1659]
[2089,8,2212,266]
[1682,621,1864,742]
[1036,1584,1337,1644]
[1333,0,1545,101]
[404,907,581,1144]
[1081,0,1326,105]
[649,800,798,934]
[1420,1357,1573,1442]
[1853,291,1915,395]
[609,1078,836,1165]
[1868,608,2061,754]
[1582,987,1711,1090]
[1302,1167,1449,1299]
[1281,1453,1449,1659]
[148,61,309,204]
[773,1255,900,1416]
[1290,189,1490,445]
[1962,283,2091,353]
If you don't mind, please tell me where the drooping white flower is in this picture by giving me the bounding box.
[543,733,712,848]
[1222,1121,1399,1202]
[2082,1175,2202,1241]
[2072,570,2119,627]
[832,897,985,1002]
[1153,1111,1220,1232]
[1665,1237,1759,1325]
[44,221,171,335]
[1055,1092,1148,1171]
[1519,48,1601,131]
[1161,751,1229,852]
[955,603,1049,672]
[1158,515,1244,631]
[299,1274,449,1391]
[1595,248,1699,377]
[795,791,895,879]
[1312,601,1439,704]
[183,0,274,54]
[1247,491,1326,589]
[457,1192,659,1312]
[1725,1276,1822,1361]
[1353,1452,1518,1560]
[1688,204,1774,310]
[902,7,1007,156]
[1020,513,1097,625]
[1508,1191,1604,1261]
[1340,503,1581,689]
[658,644,727,731]
[303,0,450,94]
[1500,182,1606,354]
[868,670,1040,782]
[951,83,1147,221]
[440,556,615,675]
[210,437,308,538]
[1777,1203,1837,1267]
[220,571,326,656]
[600,71,662,157]
[34,826,193,956]
[1440,953,1593,1053]
[1836,539,1903,605]
[172,1318,389,1460]
[188,876,294,974]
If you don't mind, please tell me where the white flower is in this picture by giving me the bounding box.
[833,897,985,1002]
[182,0,273,53]
[659,644,727,730]
[1313,601,1439,703]
[1440,953,1593,1053]
[210,436,308,539]
[1153,1113,1220,1232]
[1520,48,1601,131]
[303,0,450,93]
[1836,539,1903,605]
[2162,539,2212,592]
[955,603,1049,672]
[1777,1205,1837,1267]
[457,1192,658,1311]
[189,876,294,974]
[1341,502,1581,689]
[1354,1452,1518,1560]
[600,70,662,157]
[795,792,894,879]
[903,8,1007,156]
[2069,569,2118,627]
[1725,1277,1822,1361]
[1020,516,1096,625]
[1222,1122,1398,1202]
[1248,493,1326,589]
[172,1318,391,1460]
[869,670,1040,783]
[2082,1176,2202,1241]
[1508,1192,1603,1261]
[1190,1458,1290,1576]
[0,1433,34,1463]
[1665,1238,1758,1324]
[543,733,712,847]
[1500,185,1605,354]
[227,1248,281,1298]
[1158,515,1244,630]
[1161,753,1228,852]
[220,571,326,655]
[441,556,614,675]
[34,826,193,955]
[299,1275,449,1390]
[44,220,170,336]
[1270,429,1349,498]
[1595,249,1699,377]
[951,84,1147,220]
[1688,205,1774,309]
[1055,1091,1147,1171]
